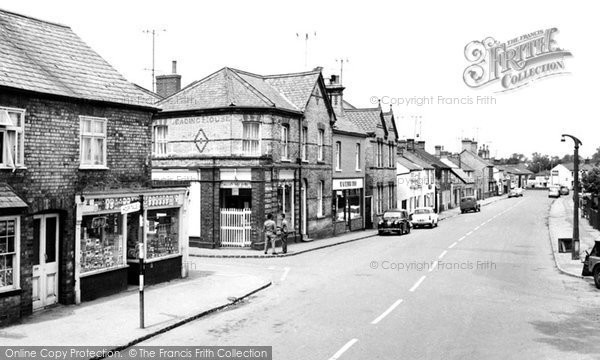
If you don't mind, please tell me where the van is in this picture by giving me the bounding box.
[460,196,480,213]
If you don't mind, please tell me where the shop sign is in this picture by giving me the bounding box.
[220,181,252,189]
[83,196,139,213]
[120,202,141,214]
[333,178,363,190]
[145,194,182,208]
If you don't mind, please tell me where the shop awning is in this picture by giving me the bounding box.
[0,184,28,208]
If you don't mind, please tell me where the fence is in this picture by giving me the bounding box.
[220,208,252,247]
[584,197,600,231]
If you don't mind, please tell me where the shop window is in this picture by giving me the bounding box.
[348,189,361,219]
[317,129,324,161]
[242,122,260,155]
[301,127,308,161]
[335,192,345,221]
[154,125,168,156]
[0,217,18,291]
[0,107,25,168]
[146,208,180,259]
[281,125,289,160]
[80,213,125,274]
[80,116,107,168]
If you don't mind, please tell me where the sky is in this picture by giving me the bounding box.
[2,0,599,158]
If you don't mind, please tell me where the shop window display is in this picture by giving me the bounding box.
[80,213,124,273]
[146,208,179,259]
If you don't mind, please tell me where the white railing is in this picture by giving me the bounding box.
[220,208,252,247]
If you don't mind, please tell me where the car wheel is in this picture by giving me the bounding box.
[406,225,411,234]
[378,231,384,236]
[594,266,600,289]
[435,221,438,227]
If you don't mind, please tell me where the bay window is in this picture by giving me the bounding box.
[242,122,260,155]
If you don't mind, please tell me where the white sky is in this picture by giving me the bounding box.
[3,0,599,158]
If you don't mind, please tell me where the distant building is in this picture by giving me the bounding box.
[458,139,496,199]
[549,162,596,189]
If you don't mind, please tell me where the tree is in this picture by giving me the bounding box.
[582,168,600,194]
[528,152,551,173]
[592,147,600,163]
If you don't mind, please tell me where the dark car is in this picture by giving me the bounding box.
[378,209,411,235]
[559,186,570,196]
[582,241,600,289]
[460,196,480,213]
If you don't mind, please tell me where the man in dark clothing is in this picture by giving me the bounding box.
[263,213,277,255]
[279,213,289,254]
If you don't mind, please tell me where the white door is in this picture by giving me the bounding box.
[32,214,59,311]
[188,182,201,238]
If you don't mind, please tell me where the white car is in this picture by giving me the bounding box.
[508,187,524,198]
[411,207,439,228]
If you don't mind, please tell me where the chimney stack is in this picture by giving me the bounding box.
[325,74,345,118]
[461,139,472,152]
[435,145,442,158]
[416,141,425,150]
[156,60,182,98]
[407,138,415,151]
[471,140,478,153]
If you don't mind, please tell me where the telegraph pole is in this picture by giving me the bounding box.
[143,29,166,92]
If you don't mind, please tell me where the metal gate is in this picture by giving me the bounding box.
[220,208,252,247]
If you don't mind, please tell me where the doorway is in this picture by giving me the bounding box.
[301,179,307,235]
[32,214,59,310]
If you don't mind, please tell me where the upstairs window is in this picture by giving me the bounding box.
[377,140,384,167]
[153,125,168,156]
[335,141,342,171]
[80,116,107,168]
[388,142,394,167]
[0,107,25,168]
[355,143,361,170]
[242,122,260,155]
[281,125,289,160]
[301,127,308,161]
[317,129,324,161]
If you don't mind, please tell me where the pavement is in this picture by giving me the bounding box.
[548,195,600,278]
[0,268,271,348]
[139,190,600,359]
[189,194,508,258]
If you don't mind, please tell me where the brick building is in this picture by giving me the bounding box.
[345,104,399,228]
[0,10,187,326]
[152,67,336,248]
[459,139,496,199]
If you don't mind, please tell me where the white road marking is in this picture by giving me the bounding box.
[280,267,291,282]
[439,250,448,259]
[328,339,358,360]
[480,222,486,226]
[410,275,427,292]
[429,261,438,272]
[466,231,473,236]
[473,226,480,231]
[267,266,275,270]
[371,299,404,325]
[449,242,457,249]
[457,236,466,242]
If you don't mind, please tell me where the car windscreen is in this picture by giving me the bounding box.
[461,198,474,202]
[414,209,430,214]
[383,212,405,219]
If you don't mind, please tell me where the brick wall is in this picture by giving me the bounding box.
[0,90,153,326]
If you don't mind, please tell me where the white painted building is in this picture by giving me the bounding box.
[396,156,435,213]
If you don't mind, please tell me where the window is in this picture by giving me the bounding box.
[377,140,383,167]
[242,122,260,155]
[154,125,168,155]
[278,183,295,226]
[317,181,324,217]
[377,184,384,214]
[388,182,395,209]
[81,213,125,273]
[317,129,324,161]
[0,216,19,291]
[388,142,394,167]
[335,141,342,171]
[80,116,107,168]
[281,125,289,160]
[0,107,25,168]
[355,143,361,170]
[301,127,308,161]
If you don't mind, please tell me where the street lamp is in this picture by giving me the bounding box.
[561,134,582,260]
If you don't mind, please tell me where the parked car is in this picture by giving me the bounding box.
[559,186,570,196]
[378,209,411,235]
[411,207,439,228]
[548,186,560,198]
[508,187,524,198]
[582,241,600,289]
[460,196,480,213]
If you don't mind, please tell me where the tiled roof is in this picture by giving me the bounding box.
[345,108,384,134]
[133,84,163,103]
[561,162,596,172]
[158,67,324,114]
[443,157,475,172]
[451,168,473,184]
[397,156,422,171]
[0,183,27,208]
[0,9,157,108]
[401,151,434,169]
[412,148,451,169]
[333,115,366,136]
[383,110,398,140]
[460,149,494,167]
[343,100,357,110]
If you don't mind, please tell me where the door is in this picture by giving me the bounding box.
[365,196,373,229]
[32,214,59,310]
[301,179,307,235]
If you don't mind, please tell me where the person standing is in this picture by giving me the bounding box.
[263,213,277,255]
[279,213,289,254]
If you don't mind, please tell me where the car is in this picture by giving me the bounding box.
[411,207,439,228]
[548,186,560,198]
[559,186,570,196]
[460,196,480,213]
[582,241,600,289]
[378,209,411,235]
[508,187,524,198]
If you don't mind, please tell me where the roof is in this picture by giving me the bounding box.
[440,158,458,168]
[0,184,27,208]
[133,84,163,103]
[342,100,356,110]
[158,67,327,114]
[450,168,473,184]
[345,108,385,135]
[383,110,399,140]
[496,164,534,175]
[333,115,367,137]
[412,148,451,169]
[397,156,423,171]
[401,151,434,169]
[0,9,157,108]
[460,149,494,167]
[444,157,476,172]
[561,162,596,172]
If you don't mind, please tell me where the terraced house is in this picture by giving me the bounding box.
[152,67,336,248]
[0,9,190,326]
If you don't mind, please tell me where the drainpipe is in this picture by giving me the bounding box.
[298,116,304,242]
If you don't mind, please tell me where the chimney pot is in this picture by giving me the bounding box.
[172,60,177,74]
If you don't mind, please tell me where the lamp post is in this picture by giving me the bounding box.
[561,134,582,260]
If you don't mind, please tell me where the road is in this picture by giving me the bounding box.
[139,191,600,359]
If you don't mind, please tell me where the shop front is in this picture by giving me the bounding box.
[332,178,364,234]
[75,188,187,303]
